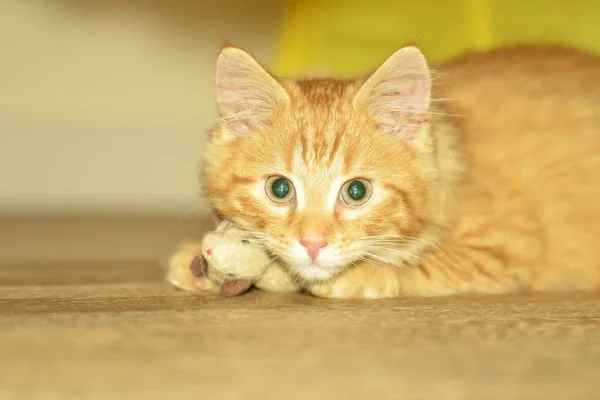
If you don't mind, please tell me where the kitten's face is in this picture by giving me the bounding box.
[203,46,433,282]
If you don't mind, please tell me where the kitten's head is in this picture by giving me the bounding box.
[202,45,446,283]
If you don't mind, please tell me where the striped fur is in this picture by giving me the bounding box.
[189,45,600,298]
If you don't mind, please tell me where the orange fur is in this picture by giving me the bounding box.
[174,45,600,299]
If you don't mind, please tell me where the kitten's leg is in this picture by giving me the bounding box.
[166,241,219,292]
[308,244,529,299]
[254,261,301,293]
[308,262,403,299]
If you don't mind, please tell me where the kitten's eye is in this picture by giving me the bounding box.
[265,176,296,204]
[241,239,250,244]
[340,179,372,207]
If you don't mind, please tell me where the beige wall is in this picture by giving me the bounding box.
[0,0,284,217]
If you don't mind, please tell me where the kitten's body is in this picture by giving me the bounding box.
[169,45,600,298]
[433,47,600,294]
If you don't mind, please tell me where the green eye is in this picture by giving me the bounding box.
[272,178,290,198]
[340,179,372,206]
[348,180,366,201]
[265,176,295,204]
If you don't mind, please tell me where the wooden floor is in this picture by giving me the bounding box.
[1,219,600,399]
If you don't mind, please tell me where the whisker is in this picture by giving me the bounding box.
[358,256,385,270]
[366,246,427,264]
[177,206,209,220]
[360,233,458,270]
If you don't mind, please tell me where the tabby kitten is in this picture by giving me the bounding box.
[168,44,600,298]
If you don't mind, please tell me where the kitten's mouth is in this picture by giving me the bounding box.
[296,261,337,282]
[274,242,351,282]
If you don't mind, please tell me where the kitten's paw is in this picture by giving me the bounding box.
[308,263,402,299]
[254,261,301,293]
[167,241,220,293]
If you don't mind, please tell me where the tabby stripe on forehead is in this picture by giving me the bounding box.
[300,133,309,165]
[342,150,352,175]
[313,132,327,162]
[327,133,343,168]
[283,142,295,172]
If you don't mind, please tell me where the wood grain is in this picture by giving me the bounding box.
[0,219,599,399]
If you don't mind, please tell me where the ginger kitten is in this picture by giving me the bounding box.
[169,44,600,298]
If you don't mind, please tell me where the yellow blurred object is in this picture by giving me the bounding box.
[273,0,600,77]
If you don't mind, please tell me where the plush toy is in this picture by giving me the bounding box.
[167,220,299,296]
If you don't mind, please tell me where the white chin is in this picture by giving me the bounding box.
[293,263,337,282]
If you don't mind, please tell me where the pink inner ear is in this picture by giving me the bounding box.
[216,69,253,133]
[363,47,431,139]
[378,75,430,138]
[216,53,257,134]
[374,74,430,138]
[216,49,285,135]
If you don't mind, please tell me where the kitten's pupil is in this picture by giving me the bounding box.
[272,178,290,199]
[347,180,366,201]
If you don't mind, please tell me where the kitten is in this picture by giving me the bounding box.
[169,44,600,298]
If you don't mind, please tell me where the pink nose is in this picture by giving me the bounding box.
[300,239,328,261]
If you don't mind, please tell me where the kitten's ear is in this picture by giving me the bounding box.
[354,46,431,139]
[216,46,289,135]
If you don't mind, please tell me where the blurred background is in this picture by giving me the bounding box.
[1,0,599,267]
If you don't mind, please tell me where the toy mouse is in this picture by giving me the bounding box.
[167,220,299,296]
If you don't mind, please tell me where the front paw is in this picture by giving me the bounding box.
[308,264,402,299]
